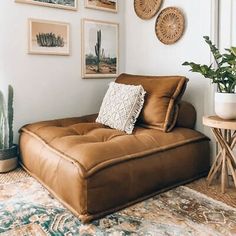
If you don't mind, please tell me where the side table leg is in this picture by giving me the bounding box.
[212,128,236,192]
[225,159,229,188]
[221,149,227,193]
[207,150,222,182]
[227,158,236,188]
[207,155,223,186]
[207,128,223,186]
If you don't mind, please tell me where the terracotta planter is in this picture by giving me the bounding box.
[215,92,236,119]
[0,145,18,173]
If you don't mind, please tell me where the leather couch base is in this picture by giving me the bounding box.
[19,130,210,223]
[20,161,208,223]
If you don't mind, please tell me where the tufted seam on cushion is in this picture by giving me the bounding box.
[60,128,125,143]
[20,116,100,133]
[21,122,61,133]
[68,124,105,135]
[30,125,108,144]
[29,125,126,147]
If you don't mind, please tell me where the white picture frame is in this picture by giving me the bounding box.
[85,0,118,13]
[82,19,119,78]
[15,0,77,11]
[28,19,70,56]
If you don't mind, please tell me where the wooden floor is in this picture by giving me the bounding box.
[187,177,236,208]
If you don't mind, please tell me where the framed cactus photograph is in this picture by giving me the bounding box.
[82,19,119,78]
[15,0,77,11]
[28,19,70,56]
[85,0,118,13]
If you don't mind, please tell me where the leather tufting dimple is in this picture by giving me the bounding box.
[20,116,209,178]
[69,123,105,135]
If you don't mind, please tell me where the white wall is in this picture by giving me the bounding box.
[232,1,236,46]
[219,0,236,155]
[219,0,236,48]
[0,1,125,142]
[125,0,216,133]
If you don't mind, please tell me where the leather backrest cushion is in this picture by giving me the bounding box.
[115,73,188,132]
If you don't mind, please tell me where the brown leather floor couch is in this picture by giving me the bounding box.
[19,74,210,223]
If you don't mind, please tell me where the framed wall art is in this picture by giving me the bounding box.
[85,0,118,13]
[82,19,119,78]
[28,19,70,56]
[15,0,77,11]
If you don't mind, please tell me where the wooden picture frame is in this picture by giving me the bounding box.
[28,19,70,56]
[15,0,77,11]
[85,0,118,13]
[82,19,119,78]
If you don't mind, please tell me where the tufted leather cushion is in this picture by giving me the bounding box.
[115,73,188,132]
[21,117,207,178]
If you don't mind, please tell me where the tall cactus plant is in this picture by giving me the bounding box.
[8,85,14,148]
[0,85,14,150]
[0,91,7,149]
[95,30,102,72]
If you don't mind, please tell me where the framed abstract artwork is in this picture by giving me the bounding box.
[15,0,77,11]
[28,19,70,56]
[82,19,119,78]
[85,0,118,13]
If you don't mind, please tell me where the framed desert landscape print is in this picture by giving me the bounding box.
[82,19,119,78]
[85,0,118,13]
[15,0,77,11]
[28,19,70,56]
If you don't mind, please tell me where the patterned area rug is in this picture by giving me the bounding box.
[187,177,236,209]
[1,169,236,235]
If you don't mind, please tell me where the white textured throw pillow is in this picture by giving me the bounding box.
[96,82,146,134]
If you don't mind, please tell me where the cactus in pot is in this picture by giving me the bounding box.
[0,85,18,172]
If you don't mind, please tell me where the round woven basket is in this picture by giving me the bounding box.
[134,0,163,20]
[155,7,185,45]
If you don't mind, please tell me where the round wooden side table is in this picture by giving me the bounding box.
[203,116,236,193]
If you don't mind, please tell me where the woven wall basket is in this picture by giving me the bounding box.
[134,0,163,20]
[155,7,185,45]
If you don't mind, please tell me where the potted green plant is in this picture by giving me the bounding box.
[0,85,18,172]
[183,36,236,119]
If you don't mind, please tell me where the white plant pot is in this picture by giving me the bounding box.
[215,92,236,119]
